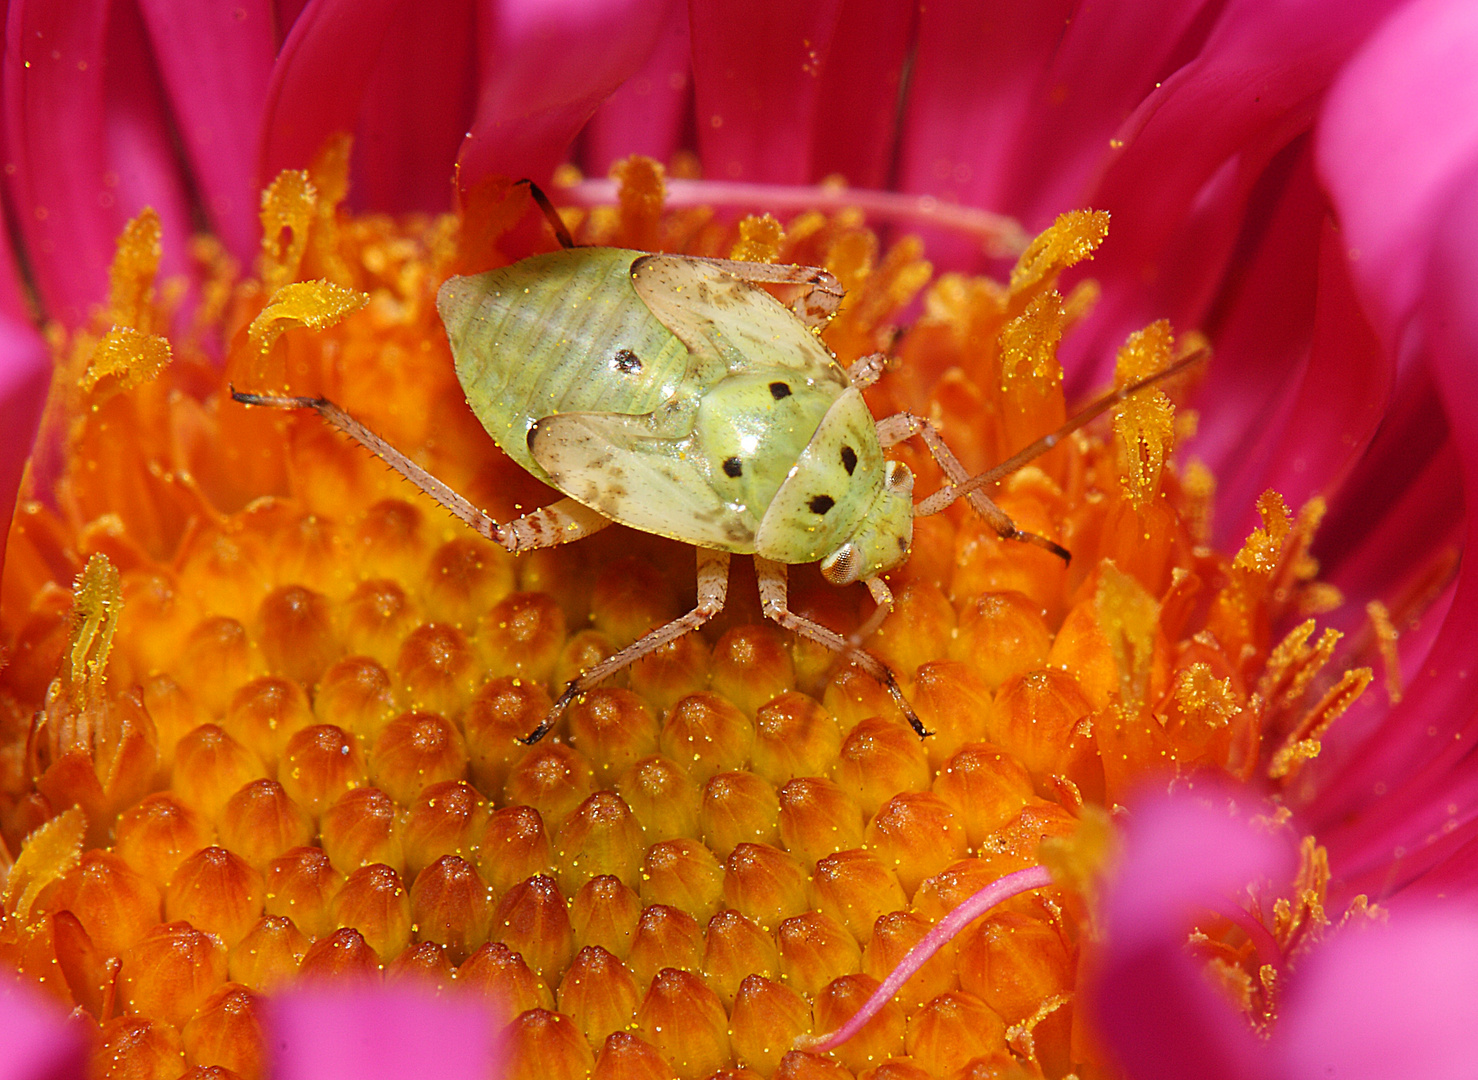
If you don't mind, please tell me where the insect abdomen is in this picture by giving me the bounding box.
[438,248,689,480]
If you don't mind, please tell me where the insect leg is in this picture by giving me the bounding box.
[874,412,1072,562]
[753,557,931,739]
[846,352,888,390]
[230,389,610,554]
[683,257,846,329]
[848,576,895,647]
[522,548,732,745]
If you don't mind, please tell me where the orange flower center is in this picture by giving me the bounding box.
[0,149,1374,1079]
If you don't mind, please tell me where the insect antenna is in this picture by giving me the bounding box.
[514,178,577,250]
[913,346,1208,519]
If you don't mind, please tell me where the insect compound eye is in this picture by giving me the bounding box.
[840,445,858,475]
[821,543,858,584]
[769,381,793,400]
[612,348,642,374]
[722,456,743,478]
[808,494,836,515]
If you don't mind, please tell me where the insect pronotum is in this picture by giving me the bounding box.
[234,183,1201,744]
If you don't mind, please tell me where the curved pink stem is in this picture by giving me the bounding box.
[796,864,1054,1053]
[561,178,1030,257]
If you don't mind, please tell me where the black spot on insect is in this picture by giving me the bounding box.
[840,445,858,475]
[723,456,743,478]
[769,381,792,400]
[808,494,835,515]
[612,349,642,374]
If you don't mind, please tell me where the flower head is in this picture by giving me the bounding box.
[2,2,1477,1079]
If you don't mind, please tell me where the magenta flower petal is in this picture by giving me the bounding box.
[0,315,49,586]
[267,987,506,1080]
[259,0,410,180]
[897,0,1215,231]
[0,982,87,1080]
[809,0,916,191]
[4,0,194,325]
[350,0,478,213]
[136,0,276,261]
[582,5,691,178]
[456,0,671,188]
[1317,0,1478,347]
[1070,0,1402,387]
[1272,910,1478,1080]
[1092,788,1292,1080]
[688,0,844,184]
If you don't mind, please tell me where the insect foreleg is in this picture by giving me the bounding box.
[753,557,931,739]
[685,257,846,328]
[230,389,610,555]
[522,548,732,744]
[846,352,888,390]
[848,576,895,647]
[875,412,1072,562]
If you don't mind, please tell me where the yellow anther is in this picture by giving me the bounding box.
[247,279,370,361]
[260,169,319,290]
[1233,490,1293,576]
[1009,208,1110,295]
[997,290,1064,391]
[731,214,784,264]
[81,326,171,399]
[107,207,162,331]
[0,807,87,922]
[1095,561,1160,713]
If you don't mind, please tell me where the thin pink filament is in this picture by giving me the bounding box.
[561,179,1029,258]
[796,864,1054,1053]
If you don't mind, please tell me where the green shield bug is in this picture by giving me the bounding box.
[234,183,1200,744]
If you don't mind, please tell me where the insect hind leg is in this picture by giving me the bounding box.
[522,549,732,745]
[229,389,609,554]
[753,557,930,739]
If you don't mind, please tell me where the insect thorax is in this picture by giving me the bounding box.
[753,388,903,567]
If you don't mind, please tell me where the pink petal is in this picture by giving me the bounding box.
[258,0,408,182]
[456,0,671,189]
[1316,0,1478,349]
[1273,909,1478,1080]
[267,986,506,1080]
[1303,164,1478,896]
[891,0,1073,266]
[808,0,916,191]
[687,0,845,184]
[351,0,479,213]
[1065,0,1404,390]
[137,0,276,261]
[4,0,194,326]
[0,314,50,588]
[1211,214,1390,546]
[580,4,691,179]
[0,982,88,1080]
[1091,786,1289,1080]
